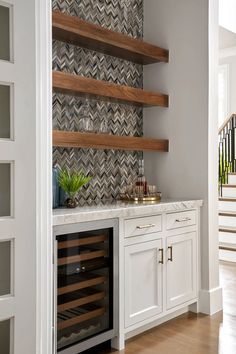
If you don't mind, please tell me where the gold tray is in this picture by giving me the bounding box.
[120,193,161,203]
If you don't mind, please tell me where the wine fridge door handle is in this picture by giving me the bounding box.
[136,223,156,229]
[159,248,164,264]
[168,246,173,262]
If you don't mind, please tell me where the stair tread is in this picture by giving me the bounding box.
[222,184,236,188]
[219,226,236,233]
[219,197,236,201]
[219,211,236,217]
[228,173,236,175]
[219,243,236,252]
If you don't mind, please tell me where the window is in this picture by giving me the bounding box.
[218,64,229,128]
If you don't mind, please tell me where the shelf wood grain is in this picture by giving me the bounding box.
[58,275,106,295]
[53,130,169,152]
[58,250,106,266]
[53,71,168,107]
[57,307,105,330]
[58,235,107,250]
[52,11,169,65]
[58,291,106,312]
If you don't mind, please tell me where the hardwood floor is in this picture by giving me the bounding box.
[87,261,236,354]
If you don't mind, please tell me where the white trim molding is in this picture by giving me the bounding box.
[35,0,52,354]
[220,46,236,59]
[199,287,223,315]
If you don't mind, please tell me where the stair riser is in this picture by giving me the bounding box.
[219,215,236,227]
[228,175,236,184]
[219,249,236,262]
[219,231,236,245]
[222,187,236,198]
[219,201,236,211]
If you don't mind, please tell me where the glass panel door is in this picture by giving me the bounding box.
[0,240,11,296]
[0,163,11,217]
[0,318,12,354]
[0,84,11,139]
[0,4,11,61]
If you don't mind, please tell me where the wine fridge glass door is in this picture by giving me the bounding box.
[56,227,114,352]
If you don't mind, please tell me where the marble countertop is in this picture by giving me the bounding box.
[53,198,203,226]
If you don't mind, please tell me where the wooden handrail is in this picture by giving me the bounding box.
[219,114,236,134]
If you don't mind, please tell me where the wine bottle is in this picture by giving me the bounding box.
[136,159,148,195]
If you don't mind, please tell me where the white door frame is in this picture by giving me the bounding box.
[0,0,52,353]
[35,1,52,353]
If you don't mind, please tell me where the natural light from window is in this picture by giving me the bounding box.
[218,64,229,127]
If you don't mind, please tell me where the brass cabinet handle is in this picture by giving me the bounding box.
[159,248,164,264]
[168,246,173,262]
[175,217,191,223]
[136,223,156,229]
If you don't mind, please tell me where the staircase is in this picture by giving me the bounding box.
[219,114,236,262]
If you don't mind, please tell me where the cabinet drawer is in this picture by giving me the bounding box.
[166,210,196,230]
[124,215,162,238]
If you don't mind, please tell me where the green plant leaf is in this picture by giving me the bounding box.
[58,168,92,198]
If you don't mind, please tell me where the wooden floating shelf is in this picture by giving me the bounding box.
[53,71,169,107]
[53,130,169,152]
[52,11,169,65]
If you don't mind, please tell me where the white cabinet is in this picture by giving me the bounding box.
[124,214,162,238]
[124,211,199,332]
[125,239,163,327]
[166,232,197,309]
[166,210,196,230]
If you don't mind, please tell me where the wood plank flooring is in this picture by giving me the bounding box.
[86,261,236,354]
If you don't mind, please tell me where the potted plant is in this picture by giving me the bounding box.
[58,168,92,208]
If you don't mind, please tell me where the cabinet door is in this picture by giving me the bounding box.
[125,239,163,328]
[166,232,197,310]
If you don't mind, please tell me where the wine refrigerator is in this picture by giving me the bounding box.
[53,219,119,353]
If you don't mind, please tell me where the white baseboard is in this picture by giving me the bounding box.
[199,287,223,315]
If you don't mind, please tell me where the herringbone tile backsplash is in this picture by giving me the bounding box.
[52,0,144,206]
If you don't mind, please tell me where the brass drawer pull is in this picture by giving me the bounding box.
[159,248,164,264]
[168,246,173,262]
[136,223,156,229]
[175,217,191,223]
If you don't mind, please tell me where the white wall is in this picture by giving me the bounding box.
[220,55,236,114]
[219,0,236,33]
[144,0,222,314]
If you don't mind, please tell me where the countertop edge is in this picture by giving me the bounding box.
[53,199,203,226]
